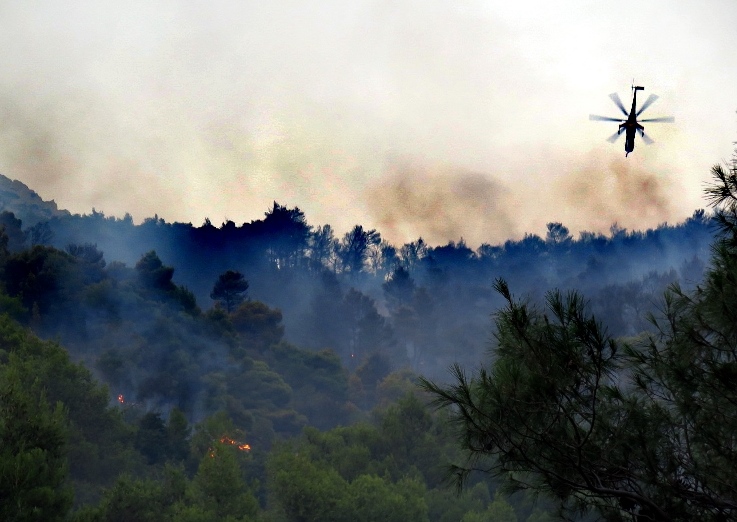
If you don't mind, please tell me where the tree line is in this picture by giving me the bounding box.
[421,156,737,520]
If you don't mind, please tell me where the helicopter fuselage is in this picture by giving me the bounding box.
[618,86,644,156]
[590,84,673,156]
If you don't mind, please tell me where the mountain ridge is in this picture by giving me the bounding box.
[0,173,70,226]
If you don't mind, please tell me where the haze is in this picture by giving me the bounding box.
[0,0,735,246]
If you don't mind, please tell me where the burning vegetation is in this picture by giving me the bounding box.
[208,435,252,458]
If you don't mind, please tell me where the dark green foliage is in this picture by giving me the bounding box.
[341,288,394,364]
[66,243,106,286]
[4,245,77,316]
[227,358,293,410]
[210,270,249,313]
[422,282,633,518]
[132,251,198,314]
[0,366,73,521]
[0,167,724,521]
[382,266,415,309]
[86,431,257,521]
[267,450,346,521]
[0,315,141,504]
[135,412,169,465]
[262,391,547,521]
[192,444,259,520]
[166,408,192,463]
[354,352,391,406]
[173,285,200,315]
[0,288,27,322]
[27,221,54,246]
[22,189,715,376]
[84,475,170,522]
[266,342,350,430]
[0,210,26,251]
[231,300,283,351]
[267,449,429,522]
[135,250,175,292]
[421,158,737,521]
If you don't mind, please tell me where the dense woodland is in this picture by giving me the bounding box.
[0,166,725,520]
[422,158,737,521]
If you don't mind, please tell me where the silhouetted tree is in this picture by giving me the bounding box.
[383,266,416,309]
[399,238,428,270]
[310,224,338,270]
[545,222,572,245]
[339,225,380,274]
[342,288,394,363]
[66,243,105,267]
[0,210,26,251]
[375,240,400,275]
[210,270,249,313]
[27,220,53,246]
[67,243,106,284]
[426,240,475,277]
[135,251,175,292]
[420,155,737,521]
[259,202,312,269]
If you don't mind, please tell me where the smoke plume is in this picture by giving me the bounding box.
[551,153,676,235]
[365,159,518,246]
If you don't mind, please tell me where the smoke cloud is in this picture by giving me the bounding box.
[550,152,676,235]
[365,160,518,246]
[0,1,732,245]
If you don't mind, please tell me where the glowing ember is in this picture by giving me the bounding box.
[207,434,252,458]
[117,394,125,404]
[220,436,251,452]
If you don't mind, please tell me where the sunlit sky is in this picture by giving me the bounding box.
[0,1,735,246]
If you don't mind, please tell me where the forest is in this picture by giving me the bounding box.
[0,156,729,521]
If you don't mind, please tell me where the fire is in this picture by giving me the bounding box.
[208,435,252,458]
[220,436,251,452]
[117,394,125,404]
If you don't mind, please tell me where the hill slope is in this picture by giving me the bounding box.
[0,173,69,226]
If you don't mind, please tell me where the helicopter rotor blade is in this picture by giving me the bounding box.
[638,129,654,145]
[607,130,624,143]
[590,114,625,122]
[640,116,675,123]
[609,92,629,117]
[636,94,659,116]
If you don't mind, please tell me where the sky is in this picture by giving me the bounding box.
[0,0,735,247]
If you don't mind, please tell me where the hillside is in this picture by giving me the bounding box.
[0,173,717,378]
[0,168,725,521]
[0,173,70,226]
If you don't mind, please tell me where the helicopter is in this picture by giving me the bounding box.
[589,85,674,156]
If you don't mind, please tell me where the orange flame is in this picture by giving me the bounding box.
[207,435,252,458]
[219,436,251,452]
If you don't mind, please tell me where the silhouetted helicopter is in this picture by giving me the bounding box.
[589,85,674,156]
